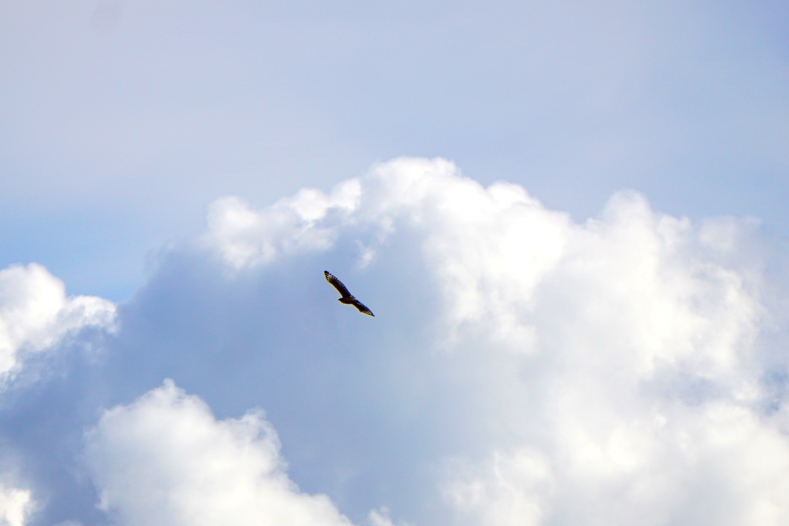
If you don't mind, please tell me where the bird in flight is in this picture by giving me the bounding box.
[324,270,375,317]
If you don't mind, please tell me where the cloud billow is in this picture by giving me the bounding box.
[2,157,788,525]
[84,379,354,526]
[0,263,117,380]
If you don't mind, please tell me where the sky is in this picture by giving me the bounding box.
[1,1,789,525]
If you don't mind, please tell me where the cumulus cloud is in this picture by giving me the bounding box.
[203,178,362,270]
[3,158,788,526]
[84,379,354,526]
[176,157,788,525]
[0,263,117,379]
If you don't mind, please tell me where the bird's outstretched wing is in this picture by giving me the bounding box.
[324,271,352,299]
[324,270,375,317]
[351,300,375,317]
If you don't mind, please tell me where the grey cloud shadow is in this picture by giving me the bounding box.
[0,328,114,526]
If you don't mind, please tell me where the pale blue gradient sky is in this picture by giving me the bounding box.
[1,0,787,302]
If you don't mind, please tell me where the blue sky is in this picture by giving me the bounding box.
[1,2,789,526]
[2,0,788,302]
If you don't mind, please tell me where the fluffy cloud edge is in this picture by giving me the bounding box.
[84,379,360,526]
[0,262,117,379]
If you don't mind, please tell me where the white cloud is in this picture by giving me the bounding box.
[203,178,362,270]
[443,448,555,526]
[0,483,32,526]
[444,402,789,526]
[183,157,789,525]
[0,263,117,378]
[2,158,784,526]
[84,379,355,526]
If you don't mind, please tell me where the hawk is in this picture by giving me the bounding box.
[324,270,375,317]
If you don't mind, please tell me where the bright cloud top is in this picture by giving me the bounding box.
[203,157,763,359]
[0,263,116,378]
[204,178,362,269]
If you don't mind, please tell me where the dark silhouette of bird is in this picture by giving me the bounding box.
[324,271,374,317]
